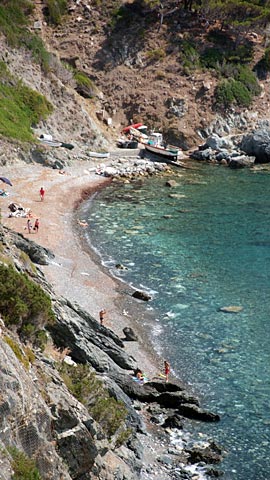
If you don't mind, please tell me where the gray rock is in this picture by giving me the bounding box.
[190,148,213,161]
[132,290,152,301]
[7,228,54,265]
[205,134,233,150]
[229,155,255,169]
[185,441,223,464]
[123,327,138,341]
[177,404,220,422]
[240,129,270,163]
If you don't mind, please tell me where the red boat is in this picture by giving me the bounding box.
[122,122,143,133]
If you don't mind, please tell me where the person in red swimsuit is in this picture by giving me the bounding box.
[164,360,170,383]
[40,187,45,201]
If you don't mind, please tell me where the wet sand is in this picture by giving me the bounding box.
[1,160,164,378]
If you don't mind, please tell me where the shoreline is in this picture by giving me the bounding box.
[1,160,169,380]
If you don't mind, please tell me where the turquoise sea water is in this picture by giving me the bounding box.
[80,163,270,479]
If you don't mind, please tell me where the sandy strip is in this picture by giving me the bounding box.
[1,160,164,379]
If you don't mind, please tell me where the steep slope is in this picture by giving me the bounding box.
[31,0,270,149]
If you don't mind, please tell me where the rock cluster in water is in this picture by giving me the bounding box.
[191,128,270,168]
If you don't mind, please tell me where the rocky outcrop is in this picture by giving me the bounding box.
[6,228,55,265]
[240,128,270,163]
[191,134,256,168]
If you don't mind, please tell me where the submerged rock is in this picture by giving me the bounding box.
[132,290,152,301]
[218,306,243,313]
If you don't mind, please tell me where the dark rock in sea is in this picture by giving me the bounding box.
[185,441,223,464]
[229,155,255,168]
[166,179,178,187]
[132,290,152,301]
[162,413,184,430]
[240,129,270,163]
[204,466,224,477]
[116,263,128,270]
[123,326,138,341]
[177,404,220,422]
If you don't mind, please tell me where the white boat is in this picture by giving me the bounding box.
[129,127,149,143]
[145,133,181,160]
[88,151,110,158]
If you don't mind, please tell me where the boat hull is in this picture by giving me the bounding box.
[88,152,110,158]
[145,144,178,160]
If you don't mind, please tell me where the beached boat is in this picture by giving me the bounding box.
[122,122,143,134]
[129,127,149,143]
[145,133,181,160]
[88,151,110,158]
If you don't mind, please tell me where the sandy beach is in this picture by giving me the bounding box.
[1,160,163,379]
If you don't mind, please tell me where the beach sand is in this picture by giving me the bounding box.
[1,160,164,379]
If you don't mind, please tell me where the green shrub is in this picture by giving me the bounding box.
[0,67,53,141]
[236,65,261,96]
[0,1,50,69]
[179,40,200,71]
[46,0,68,25]
[59,363,129,439]
[0,264,55,334]
[215,78,252,107]
[74,71,94,89]
[3,335,34,370]
[230,79,252,106]
[91,397,127,437]
[262,46,270,70]
[21,33,51,72]
[7,446,42,480]
[201,47,223,69]
[215,79,235,107]
[146,48,166,62]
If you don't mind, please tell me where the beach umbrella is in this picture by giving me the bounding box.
[0,177,12,186]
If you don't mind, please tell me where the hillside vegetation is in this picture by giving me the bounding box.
[1,0,270,146]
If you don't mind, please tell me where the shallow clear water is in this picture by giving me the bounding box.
[80,164,270,479]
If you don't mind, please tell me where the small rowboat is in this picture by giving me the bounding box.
[88,151,110,158]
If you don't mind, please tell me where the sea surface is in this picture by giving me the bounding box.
[79,162,270,479]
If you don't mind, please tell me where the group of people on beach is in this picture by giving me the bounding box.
[25,187,45,234]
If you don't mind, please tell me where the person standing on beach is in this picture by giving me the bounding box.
[164,360,170,383]
[40,187,45,201]
[33,218,40,233]
[26,219,32,234]
[99,309,106,326]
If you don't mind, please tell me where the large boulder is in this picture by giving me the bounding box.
[229,155,255,169]
[205,134,233,150]
[240,129,270,163]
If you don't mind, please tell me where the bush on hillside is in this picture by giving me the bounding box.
[46,0,68,25]
[201,47,224,69]
[215,78,252,108]
[59,362,129,440]
[0,1,50,71]
[0,63,53,141]
[0,264,55,339]
[179,40,201,72]
[7,446,42,480]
